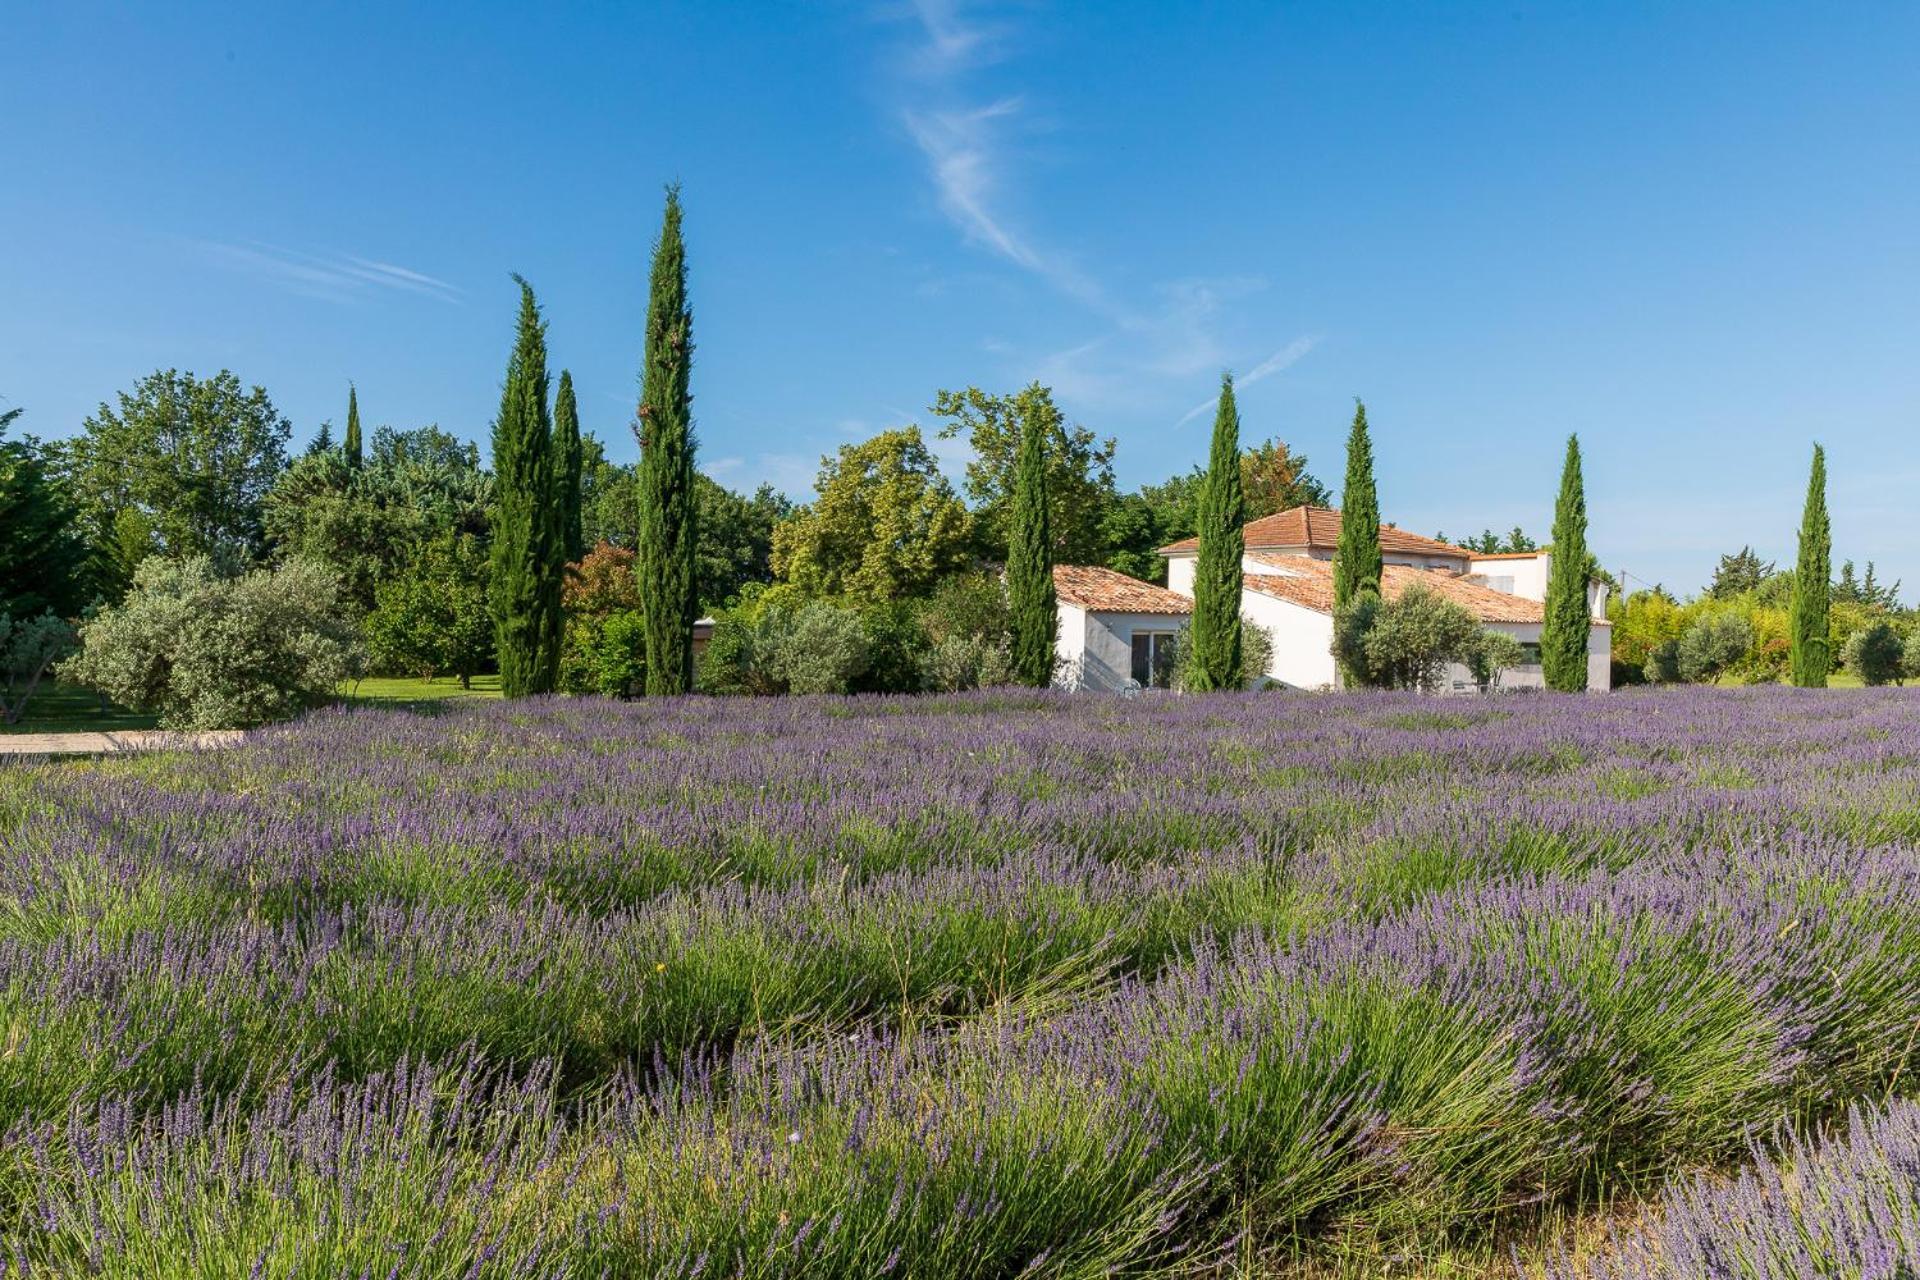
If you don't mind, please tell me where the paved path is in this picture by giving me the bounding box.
[0,729,245,757]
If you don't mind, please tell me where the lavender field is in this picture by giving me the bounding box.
[3,687,1919,1276]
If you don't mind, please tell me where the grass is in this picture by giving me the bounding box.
[0,681,157,734]
[340,672,504,711]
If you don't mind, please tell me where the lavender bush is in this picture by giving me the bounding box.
[1,685,1917,1274]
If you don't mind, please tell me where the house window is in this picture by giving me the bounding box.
[1130,631,1178,688]
[1516,642,1542,666]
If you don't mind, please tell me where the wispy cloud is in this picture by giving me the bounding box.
[1175,335,1322,426]
[885,2,1320,426]
[199,240,462,304]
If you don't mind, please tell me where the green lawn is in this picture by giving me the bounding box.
[3,674,501,735]
[340,673,503,712]
[0,682,158,735]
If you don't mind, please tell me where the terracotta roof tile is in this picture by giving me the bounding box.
[1239,554,1592,625]
[1158,506,1469,560]
[1052,565,1194,615]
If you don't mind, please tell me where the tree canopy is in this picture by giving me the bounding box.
[64,369,292,584]
[932,383,1116,562]
[771,427,972,602]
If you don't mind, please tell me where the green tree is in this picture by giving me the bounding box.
[1332,399,1381,683]
[771,427,973,602]
[1442,527,1537,555]
[1239,438,1329,519]
[64,369,292,583]
[489,278,564,697]
[1540,434,1592,692]
[1789,443,1831,687]
[932,383,1116,561]
[1708,546,1775,599]
[636,186,699,695]
[1334,584,1501,693]
[1677,610,1754,683]
[1187,373,1245,691]
[344,384,363,469]
[365,531,492,686]
[554,370,585,564]
[1004,390,1056,685]
[60,556,362,729]
[0,610,79,725]
[694,476,790,609]
[1842,619,1905,686]
[0,414,91,617]
[1833,560,1901,611]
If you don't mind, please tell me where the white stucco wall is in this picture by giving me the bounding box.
[1470,552,1610,619]
[1054,607,1188,692]
[1241,591,1337,689]
[1165,556,1195,596]
[1051,603,1089,690]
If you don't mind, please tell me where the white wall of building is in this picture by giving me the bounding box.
[1051,603,1089,690]
[1469,552,1610,618]
[1241,591,1337,689]
[1054,607,1189,691]
[1166,556,1195,596]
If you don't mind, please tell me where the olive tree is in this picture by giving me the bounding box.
[61,557,362,729]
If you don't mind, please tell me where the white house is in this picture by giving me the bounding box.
[1126,505,1611,693]
[1051,565,1193,691]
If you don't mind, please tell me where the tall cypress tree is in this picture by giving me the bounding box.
[344,384,363,469]
[489,276,564,697]
[1187,372,1245,691]
[1332,399,1381,612]
[1331,399,1382,687]
[1540,434,1592,691]
[555,370,585,564]
[1005,383,1056,686]
[636,186,698,695]
[1789,442,1831,687]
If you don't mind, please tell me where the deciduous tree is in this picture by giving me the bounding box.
[771,428,972,603]
[65,369,291,583]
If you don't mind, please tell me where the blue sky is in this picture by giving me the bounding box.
[4,2,1916,594]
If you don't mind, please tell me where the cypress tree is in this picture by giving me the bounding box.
[489,276,564,697]
[1331,400,1382,686]
[1789,443,1831,687]
[636,186,698,695]
[1540,434,1592,691]
[344,384,363,469]
[1005,384,1056,686]
[555,370,585,564]
[1187,372,1245,691]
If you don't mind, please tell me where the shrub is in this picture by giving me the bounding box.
[1643,638,1682,684]
[1335,585,1500,692]
[921,632,1016,692]
[1467,629,1527,691]
[561,609,648,697]
[771,601,871,694]
[915,570,1011,648]
[1675,611,1753,684]
[1841,619,1906,686]
[1171,616,1275,691]
[852,601,929,694]
[0,610,78,724]
[60,556,362,729]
